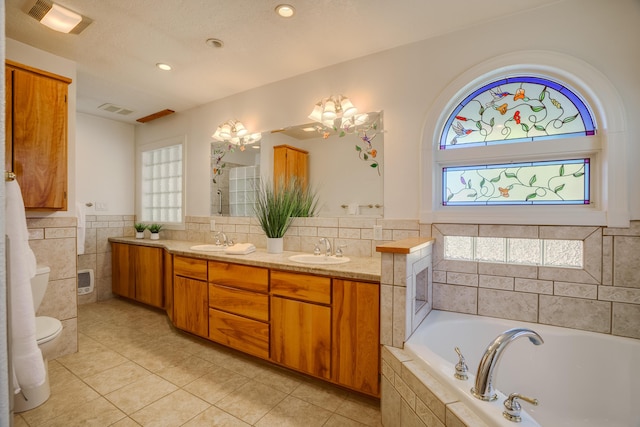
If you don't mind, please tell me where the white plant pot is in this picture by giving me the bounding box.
[266,237,283,254]
[150,232,160,240]
[136,231,144,239]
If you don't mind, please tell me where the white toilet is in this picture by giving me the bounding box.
[13,265,64,413]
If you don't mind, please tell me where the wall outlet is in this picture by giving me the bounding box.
[373,225,383,240]
[210,219,216,231]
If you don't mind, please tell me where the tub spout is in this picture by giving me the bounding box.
[471,328,543,401]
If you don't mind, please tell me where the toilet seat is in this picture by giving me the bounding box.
[35,316,62,344]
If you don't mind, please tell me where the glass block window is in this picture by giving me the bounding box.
[443,158,590,206]
[141,143,183,223]
[440,76,595,149]
[444,236,583,268]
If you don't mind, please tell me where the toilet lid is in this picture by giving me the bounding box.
[35,316,62,343]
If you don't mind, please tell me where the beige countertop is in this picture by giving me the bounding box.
[109,237,381,282]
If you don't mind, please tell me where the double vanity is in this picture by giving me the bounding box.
[110,237,382,397]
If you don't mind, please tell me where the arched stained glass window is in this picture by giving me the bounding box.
[440,76,596,150]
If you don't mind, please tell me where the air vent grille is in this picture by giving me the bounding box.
[98,103,134,116]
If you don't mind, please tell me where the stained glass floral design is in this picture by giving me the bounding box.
[440,77,595,149]
[443,159,590,205]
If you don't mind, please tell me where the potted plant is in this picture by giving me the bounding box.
[134,223,147,239]
[148,223,163,240]
[254,177,317,253]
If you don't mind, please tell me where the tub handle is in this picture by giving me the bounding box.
[503,393,539,423]
[454,347,469,380]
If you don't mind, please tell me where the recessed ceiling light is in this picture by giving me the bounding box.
[206,38,224,48]
[156,63,172,71]
[275,4,295,18]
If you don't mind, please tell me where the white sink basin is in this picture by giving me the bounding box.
[288,254,350,265]
[190,244,226,252]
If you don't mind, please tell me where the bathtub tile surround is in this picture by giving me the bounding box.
[430,221,640,339]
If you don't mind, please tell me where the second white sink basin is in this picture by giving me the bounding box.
[289,254,350,265]
[190,244,226,252]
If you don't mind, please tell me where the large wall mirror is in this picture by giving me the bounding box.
[211,111,384,218]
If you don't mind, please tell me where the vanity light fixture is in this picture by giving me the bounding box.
[212,119,261,151]
[28,0,92,34]
[275,4,295,18]
[308,95,363,131]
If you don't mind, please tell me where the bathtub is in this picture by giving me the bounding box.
[404,310,640,427]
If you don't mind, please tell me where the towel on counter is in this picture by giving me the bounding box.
[76,202,86,255]
[5,180,46,394]
[224,243,256,255]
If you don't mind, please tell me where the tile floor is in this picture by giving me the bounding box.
[14,298,382,426]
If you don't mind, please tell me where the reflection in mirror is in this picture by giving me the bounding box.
[210,111,383,218]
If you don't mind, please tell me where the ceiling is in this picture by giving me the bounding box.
[5,0,561,124]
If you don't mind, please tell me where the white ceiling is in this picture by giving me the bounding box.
[5,0,561,124]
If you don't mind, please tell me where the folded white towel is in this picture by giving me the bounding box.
[6,180,46,393]
[224,243,256,255]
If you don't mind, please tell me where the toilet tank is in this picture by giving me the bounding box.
[31,265,51,312]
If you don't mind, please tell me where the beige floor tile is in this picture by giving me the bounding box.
[290,380,349,412]
[335,395,382,427]
[252,365,303,394]
[323,413,369,426]
[84,361,151,395]
[40,396,125,427]
[125,341,192,373]
[217,353,272,379]
[110,417,142,426]
[155,355,215,387]
[215,380,287,424]
[183,367,250,404]
[105,374,178,415]
[12,414,28,427]
[130,389,210,426]
[56,344,129,378]
[255,395,332,427]
[182,406,250,427]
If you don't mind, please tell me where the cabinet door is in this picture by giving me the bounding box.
[209,309,269,359]
[332,280,380,396]
[173,276,209,338]
[271,296,331,379]
[134,246,164,308]
[11,67,68,210]
[112,243,135,299]
[5,67,12,173]
[273,145,308,188]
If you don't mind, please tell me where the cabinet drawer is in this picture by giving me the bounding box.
[174,256,208,281]
[209,309,269,359]
[208,261,268,292]
[209,284,269,321]
[270,270,331,304]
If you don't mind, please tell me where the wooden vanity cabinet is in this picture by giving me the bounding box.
[208,261,270,359]
[173,256,209,338]
[111,242,164,308]
[332,279,380,396]
[5,60,71,210]
[270,270,332,379]
[273,144,308,189]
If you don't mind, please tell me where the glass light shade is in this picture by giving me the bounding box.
[353,113,369,126]
[308,103,323,122]
[340,97,357,118]
[219,124,232,139]
[322,100,337,121]
[234,121,248,137]
[40,3,82,33]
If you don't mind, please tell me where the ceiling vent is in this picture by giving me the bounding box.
[98,103,134,116]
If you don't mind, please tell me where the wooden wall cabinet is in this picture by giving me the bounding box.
[270,270,332,380]
[208,261,270,359]
[173,256,209,338]
[273,144,308,189]
[111,242,164,308]
[5,60,71,210]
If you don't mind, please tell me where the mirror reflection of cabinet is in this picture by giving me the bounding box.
[273,144,308,189]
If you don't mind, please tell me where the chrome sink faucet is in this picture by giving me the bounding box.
[318,237,332,256]
[214,231,228,246]
[471,328,544,401]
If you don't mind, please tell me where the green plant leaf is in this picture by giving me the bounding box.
[480,178,486,188]
[530,105,545,112]
[539,87,546,101]
[529,175,537,186]
[339,131,346,137]
[573,171,584,177]
[467,192,477,198]
[534,124,545,131]
[505,172,517,179]
[554,183,565,193]
[479,106,485,116]
[490,175,501,183]
[371,163,378,169]
[489,117,495,127]
[559,164,565,176]
[355,145,362,152]
[563,114,579,124]
[525,193,537,201]
[447,192,454,201]
[363,153,369,160]
[476,121,482,130]
[521,123,530,132]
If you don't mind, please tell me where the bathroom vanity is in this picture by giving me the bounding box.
[110,238,381,397]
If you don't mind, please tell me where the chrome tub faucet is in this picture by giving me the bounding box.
[471,328,544,401]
